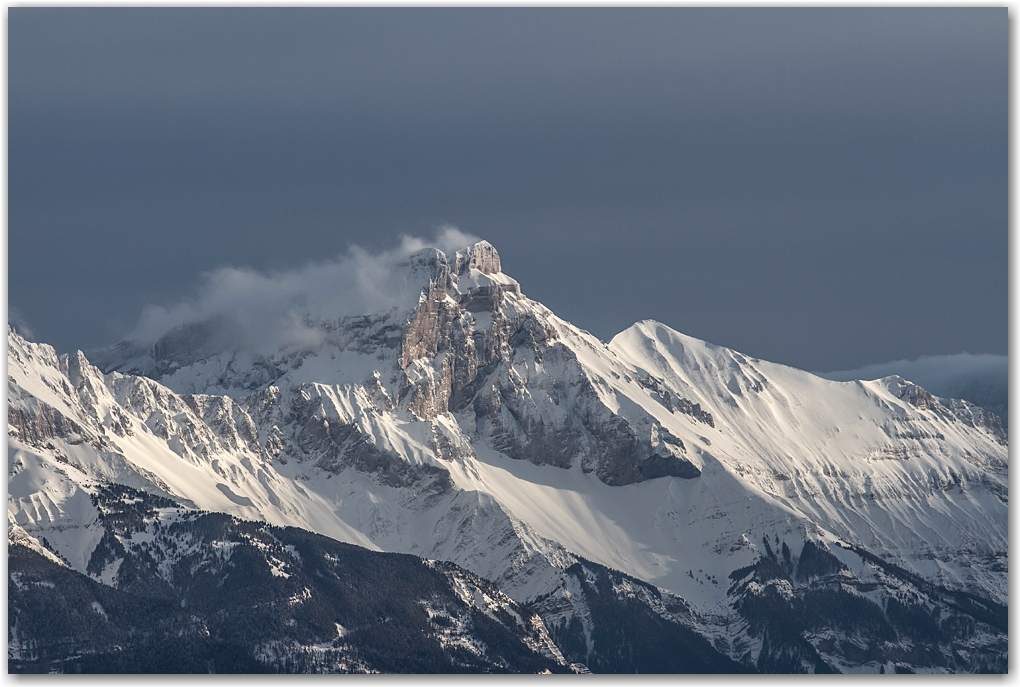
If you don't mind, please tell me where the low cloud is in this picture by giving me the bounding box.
[8,305,35,341]
[129,225,481,354]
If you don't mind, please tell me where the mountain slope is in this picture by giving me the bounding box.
[9,485,571,674]
[9,239,1007,673]
[609,321,1007,602]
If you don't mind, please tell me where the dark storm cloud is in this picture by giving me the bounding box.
[8,8,1006,371]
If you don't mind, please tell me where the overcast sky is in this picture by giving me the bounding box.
[8,8,1006,372]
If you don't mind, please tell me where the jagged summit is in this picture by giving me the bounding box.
[407,240,519,300]
[455,240,501,275]
[409,239,503,277]
[89,238,518,384]
[7,232,1010,672]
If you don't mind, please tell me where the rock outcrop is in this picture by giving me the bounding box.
[7,234,1010,673]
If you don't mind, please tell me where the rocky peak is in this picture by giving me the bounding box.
[59,350,99,389]
[454,241,502,276]
[895,377,1007,444]
[407,247,451,283]
[405,240,508,304]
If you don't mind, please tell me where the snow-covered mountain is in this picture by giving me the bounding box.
[821,354,1008,429]
[8,240,1007,673]
[10,483,575,674]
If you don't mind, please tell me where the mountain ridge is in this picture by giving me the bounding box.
[8,239,1008,673]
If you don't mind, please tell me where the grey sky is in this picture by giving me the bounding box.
[8,8,1006,372]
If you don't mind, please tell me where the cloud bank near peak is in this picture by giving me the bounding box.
[128,225,481,354]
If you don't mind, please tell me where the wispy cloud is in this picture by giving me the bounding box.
[129,225,480,354]
[8,305,35,341]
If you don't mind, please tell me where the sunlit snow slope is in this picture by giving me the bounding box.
[8,239,1008,672]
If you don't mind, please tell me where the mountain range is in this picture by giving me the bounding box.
[8,240,1007,673]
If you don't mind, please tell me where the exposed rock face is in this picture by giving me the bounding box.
[8,342,118,453]
[533,558,750,674]
[52,237,1013,495]
[726,539,1007,674]
[279,383,452,493]
[390,242,701,485]
[182,394,262,455]
[455,240,502,275]
[896,379,1006,444]
[637,374,715,427]
[9,485,572,675]
[8,401,101,449]
[81,241,706,488]
[7,234,1011,674]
